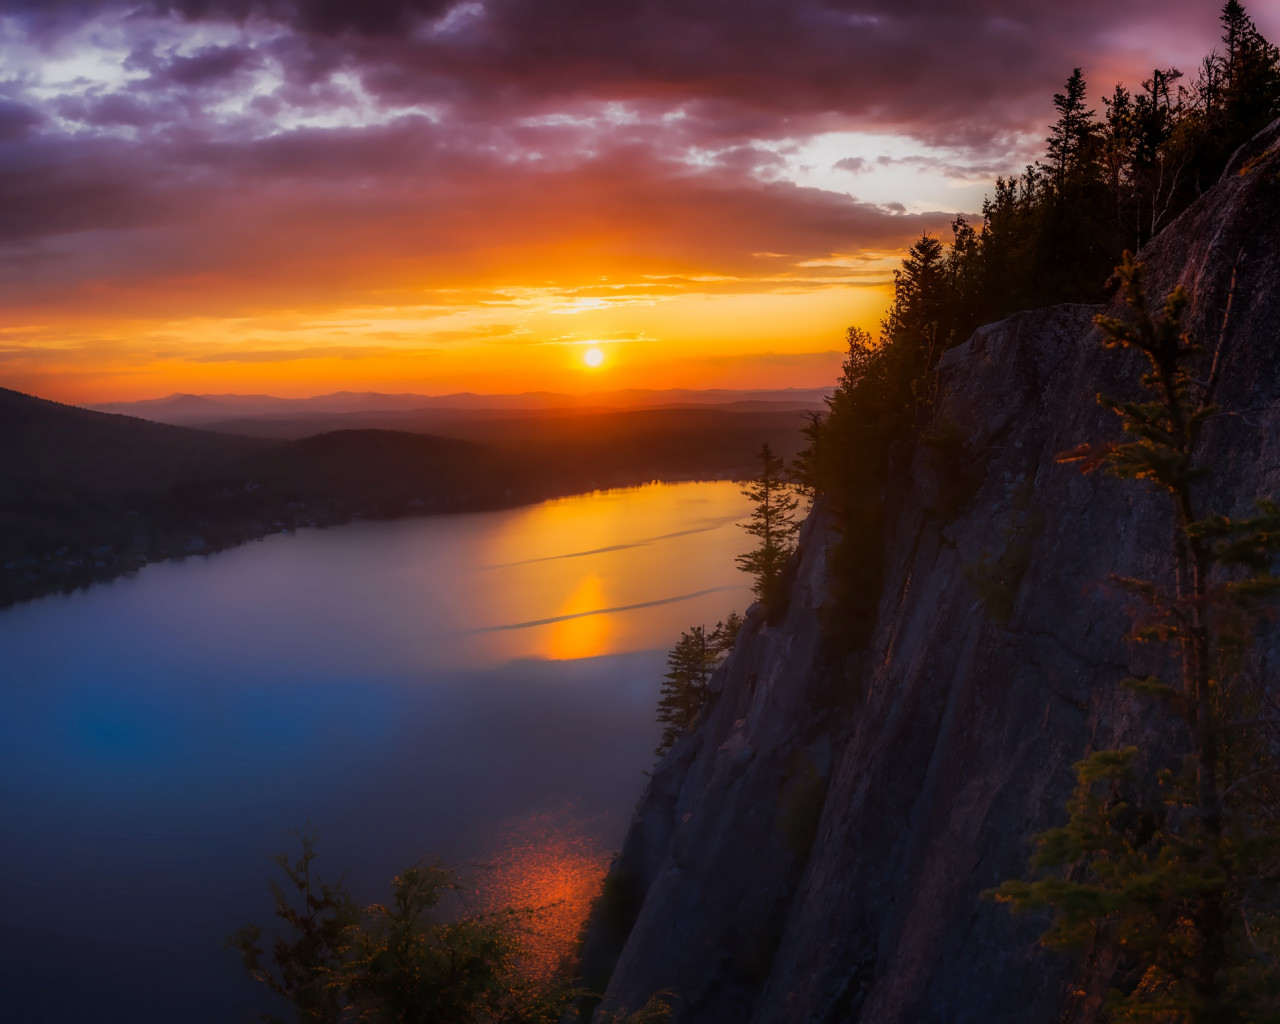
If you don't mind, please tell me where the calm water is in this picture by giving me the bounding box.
[0,481,754,1023]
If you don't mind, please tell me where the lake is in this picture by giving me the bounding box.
[0,480,755,1023]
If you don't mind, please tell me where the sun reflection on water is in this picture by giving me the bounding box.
[544,574,610,660]
[474,806,613,980]
[472,481,754,663]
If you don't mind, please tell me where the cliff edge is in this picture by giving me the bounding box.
[581,118,1280,1023]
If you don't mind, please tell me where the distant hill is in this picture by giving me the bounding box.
[0,386,265,493]
[91,386,832,426]
[1,386,810,606]
[0,387,527,605]
[172,402,817,447]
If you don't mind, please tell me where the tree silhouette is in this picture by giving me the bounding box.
[231,835,674,1023]
[1046,68,1099,192]
[654,615,740,755]
[736,444,801,617]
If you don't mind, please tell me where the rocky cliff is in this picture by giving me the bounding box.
[580,118,1280,1023]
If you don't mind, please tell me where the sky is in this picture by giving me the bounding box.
[0,0,1273,403]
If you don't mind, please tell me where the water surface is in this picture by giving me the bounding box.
[0,481,753,1023]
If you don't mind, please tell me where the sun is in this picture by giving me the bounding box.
[582,346,605,368]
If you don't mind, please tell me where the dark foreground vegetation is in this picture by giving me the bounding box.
[232,834,672,1024]
[0,387,807,607]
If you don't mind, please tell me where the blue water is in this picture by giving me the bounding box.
[0,481,754,1023]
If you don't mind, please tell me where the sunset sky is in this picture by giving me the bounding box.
[1,0,1272,402]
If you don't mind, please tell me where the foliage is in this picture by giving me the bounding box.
[989,257,1280,1023]
[231,836,671,1024]
[736,443,802,617]
[340,864,532,1024]
[229,831,363,1024]
[794,259,950,647]
[654,614,740,755]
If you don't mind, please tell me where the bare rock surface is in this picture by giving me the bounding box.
[583,117,1280,1024]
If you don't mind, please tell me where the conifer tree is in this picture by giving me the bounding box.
[1046,68,1099,193]
[654,615,740,755]
[1190,1,1280,192]
[1131,68,1188,244]
[1220,0,1280,133]
[736,443,801,617]
[883,233,948,361]
[791,325,896,645]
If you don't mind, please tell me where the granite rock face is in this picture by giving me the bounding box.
[584,118,1280,1024]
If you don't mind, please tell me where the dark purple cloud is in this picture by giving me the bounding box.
[1,0,1254,130]
[135,42,262,86]
[0,100,42,141]
[0,0,1271,319]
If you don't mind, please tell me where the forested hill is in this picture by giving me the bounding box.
[579,113,1280,1024]
[0,387,508,605]
[0,386,807,607]
[0,385,268,492]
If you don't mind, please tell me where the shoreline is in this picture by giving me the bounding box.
[0,471,753,611]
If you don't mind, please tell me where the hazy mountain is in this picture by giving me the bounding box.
[91,387,832,426]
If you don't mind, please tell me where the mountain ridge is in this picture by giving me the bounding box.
[91,386,833,424]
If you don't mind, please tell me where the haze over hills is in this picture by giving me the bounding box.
[145,403,816,443]
[91,387,832,427]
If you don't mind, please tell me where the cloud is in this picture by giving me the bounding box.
[2,1,1248,143]
[141,43,263,87]
[0,134,195,244]
[0,100,42,141]
[834,156,867,174]
[188,344,427,362]
[0,111,954,317]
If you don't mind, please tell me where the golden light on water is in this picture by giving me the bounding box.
[545,574,611,660]
[477,808,613,981]
[471,482,755,664]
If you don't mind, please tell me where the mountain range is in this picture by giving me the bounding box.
[92,387,832,427]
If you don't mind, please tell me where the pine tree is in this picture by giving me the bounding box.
[654,616,739,755]
[1046,68,1099,193]
[1189,1,1280,193]
[1102,83,1136,244]
[791,325,896,646]
[1220,0,1280,137]
[736,443,802,617]
[883,233,948,356]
